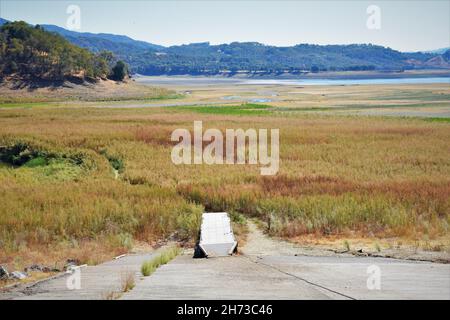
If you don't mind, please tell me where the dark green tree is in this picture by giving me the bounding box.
[310,65,319,73]
[110,60,128,81]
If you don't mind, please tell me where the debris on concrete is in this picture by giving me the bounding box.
[42,266,60,273]
[10,271,28,280]
[25,264,43,272]
[66,264,87,273]
[64,259,81,270]
[24,264,59,273]
[1,252,157,300]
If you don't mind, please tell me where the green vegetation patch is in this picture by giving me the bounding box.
[178,103,272,115]
[0,141,89,181]
[0,102,48,108]
[337,102,449,109]
[141,246,181,276]
[370,91,450,102]
[23,156,47,168]
[0,142,54,167]
[99,150,124,173]
[274,106,337,112]
[423,117,450,123]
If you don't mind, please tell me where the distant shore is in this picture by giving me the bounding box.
[282,69,450,80]
[134,71,450,87]
[134,69,450,81]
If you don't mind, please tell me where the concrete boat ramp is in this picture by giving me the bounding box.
[122,222,450,300]
[1,222,449,300]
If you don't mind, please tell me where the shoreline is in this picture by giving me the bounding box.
[134,73,450,87]
[133,69,450,81]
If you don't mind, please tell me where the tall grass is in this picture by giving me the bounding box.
[121,270,136,293]
[179,103,271,115]
[0,95,449,269]
[141,246,181,276]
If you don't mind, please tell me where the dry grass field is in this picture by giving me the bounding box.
[0,82,449,274]
[0,79,179,103]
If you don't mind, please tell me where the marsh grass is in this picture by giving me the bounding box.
[424,117,450,123]
[375,242,381,252]
[229,211,248,247]
[141,246,181,276]
[0,95,449,269]
[343,240,351,251]
[101,290,122,300]
[179,103,271,115]
[120,270,135,292]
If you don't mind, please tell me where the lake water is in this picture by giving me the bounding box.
[135,75,450,86]
[244,77,450,86]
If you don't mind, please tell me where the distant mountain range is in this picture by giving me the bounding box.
[422,47,450,54]
[40,24,164,52]
[1,18,449,76]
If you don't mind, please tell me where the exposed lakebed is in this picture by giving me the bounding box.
[135,75,450,87]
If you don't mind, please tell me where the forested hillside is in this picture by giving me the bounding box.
[1,18,449,77]
[0,21,127,81]
[136,42,450,75]
[65,39,450,76]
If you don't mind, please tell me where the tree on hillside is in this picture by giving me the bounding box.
[0,21,112,81]
[110,60,128,81]
[310,65,319,73]
[98,50,115,67]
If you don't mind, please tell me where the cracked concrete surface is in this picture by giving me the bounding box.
[121,222,450,300]
[2,222,449,300]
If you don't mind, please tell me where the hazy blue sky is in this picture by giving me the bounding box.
[1,0,449,51]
